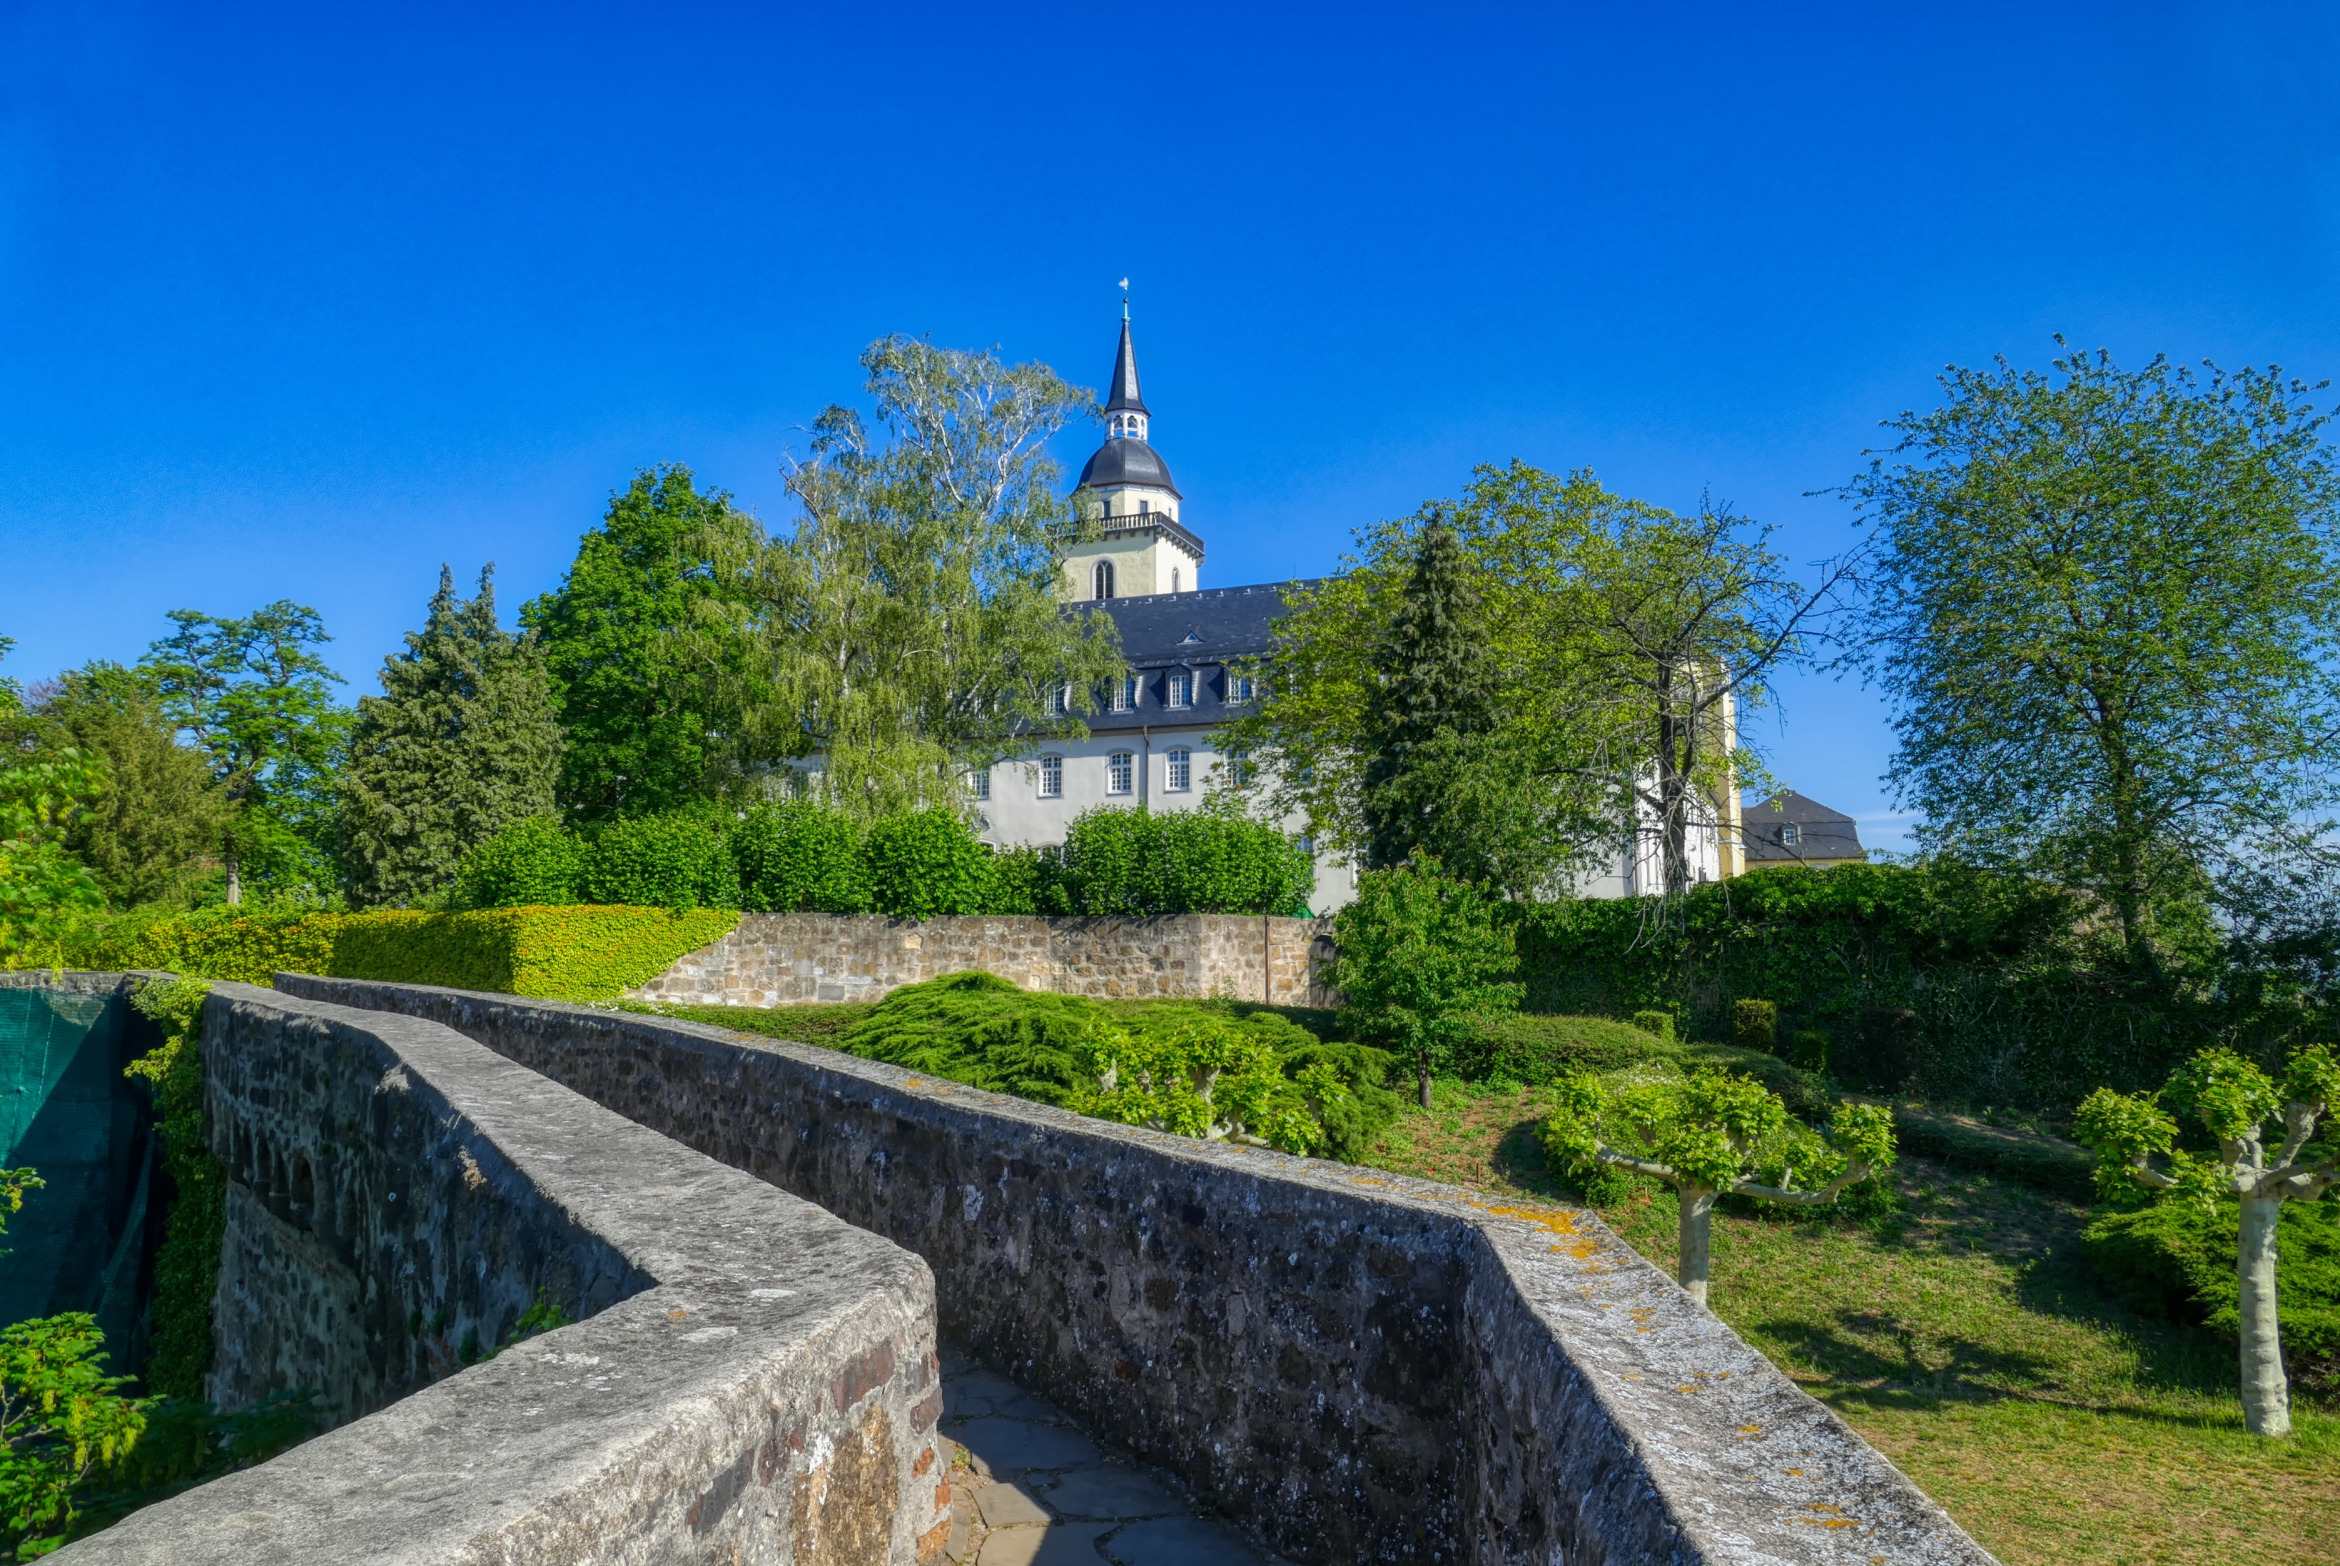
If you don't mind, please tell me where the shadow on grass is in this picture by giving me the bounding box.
[1750,1310,2067,1405]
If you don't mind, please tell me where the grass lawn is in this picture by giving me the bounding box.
[1362,1079,2340,1566]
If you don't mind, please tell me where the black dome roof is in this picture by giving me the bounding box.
[1076,437,1181,497]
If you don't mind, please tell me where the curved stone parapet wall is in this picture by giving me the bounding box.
[56,983,947,1566]
[282,975,2000,1566]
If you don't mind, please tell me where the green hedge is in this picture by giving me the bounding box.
[452,800,1317,920]
[2083,1195,2340,1390]
[1508,862,2208,1110]
[49,904,737,1000]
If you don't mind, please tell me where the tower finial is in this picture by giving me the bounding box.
[1118,276,1129,320]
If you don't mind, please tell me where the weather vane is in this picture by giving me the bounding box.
[1119,277,1130,317]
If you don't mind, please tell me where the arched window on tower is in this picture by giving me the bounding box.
[1171,567,1181,593]
[1094,560,1115,600]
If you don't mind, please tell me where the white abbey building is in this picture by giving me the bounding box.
[971,312,1764,909]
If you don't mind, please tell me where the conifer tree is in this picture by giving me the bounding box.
[338,566,565,907]
[1360,514,1501,873]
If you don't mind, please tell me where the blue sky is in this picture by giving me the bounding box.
[5,3,2337,851]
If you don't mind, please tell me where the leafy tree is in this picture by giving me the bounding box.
[1359,513,1505,873]
[1233,463,1846,897]
[138,602,347,905]
[1543,1069,1897,1307]
[1,1168,41,1245]
[693,336,1124,816]
[578,811,737,911]
[24,665,229,908]
[522,466,748,823]
[1327,857,1524,1107]
[0,748,106,968]
[337,567,564,908]
[0,1313,147,1557]
[2075,1044,2340,1436]
[1845,346,2340,960]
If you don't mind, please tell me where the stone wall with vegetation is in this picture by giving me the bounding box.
[284,975,1999,1566]
[58,984,948,1566]
[630,910,1336,1008]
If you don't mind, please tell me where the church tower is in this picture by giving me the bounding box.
[1062,306,1205,601]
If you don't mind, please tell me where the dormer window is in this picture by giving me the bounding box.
[1049,683,1072,717]
[1167,669,1192,708]
[1111,673,1136,712]
[1781,823,1802,847]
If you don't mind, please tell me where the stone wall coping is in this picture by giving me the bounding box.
[57,982,939,1565]
[280,976,1997,1566]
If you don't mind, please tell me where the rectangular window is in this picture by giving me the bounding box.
[1225,748,1253,787]
[1111,673,1136,712]
[1230,672,1255,703]
[1048,683,1072,717]
[1039,755,1063,798]
[1107,751,1134,794]
[969,766,991,802]
[1166,748,1191,791]
[1167,668,1192,708]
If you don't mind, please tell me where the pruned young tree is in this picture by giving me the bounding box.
[138,601,347,904]
[338,566,564,907]
[1543,1069,1897,1307]
[1845,345,2340,962]
[693,336,1124,816]
[1560,501,1859,897]
[2075,1045,2339,1437]
[1326,856,1524,1108]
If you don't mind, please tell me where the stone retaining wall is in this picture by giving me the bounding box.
[629,911,1336,1008]
[284,976,2000,1566]
[58,983,947,1566]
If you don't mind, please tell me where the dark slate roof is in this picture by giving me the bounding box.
[1104,315,1146,412]
[1067,580,1316,733]
[1742,789,1868,863]
[1075,436,1181,498]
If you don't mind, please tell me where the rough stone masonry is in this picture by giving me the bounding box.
[53,982,949,1566]
[285,975,2003,1566]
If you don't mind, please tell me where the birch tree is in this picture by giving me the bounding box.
[694,336,1123,816]
[2075,1044,2340,1436]
[1544,1068,1897,1306]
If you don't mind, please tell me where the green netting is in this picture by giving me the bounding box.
[0,989,155,1368]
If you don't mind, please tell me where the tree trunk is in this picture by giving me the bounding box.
[2237,1189,2291,1437]
[1418,1069,1433,1110]
[224,842,242,907]
[1677,1184,1717,1307]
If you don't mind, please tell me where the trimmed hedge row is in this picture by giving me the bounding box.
[50,904,737,1000]
[455,799,1315,919]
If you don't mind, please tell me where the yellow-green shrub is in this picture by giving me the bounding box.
[43,904,738,1000]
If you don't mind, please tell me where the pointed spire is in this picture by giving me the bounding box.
[1104,310,1147,414]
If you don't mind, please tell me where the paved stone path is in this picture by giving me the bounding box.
[937,1351,1280,1565]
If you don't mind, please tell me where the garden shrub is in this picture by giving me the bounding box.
[1789,1028,1830,1074]
[1733,999,1778,1055]
[2082,1195,2340,1390]
[730,800,870,914]
[838,971,1108,1106]
[582,812,738,911]
[1057,803,1313,917]
[453,816,586,909]
[981,845,1066,916]
[1631,1010,1676,1045]
[835,973,1395,1160]
[864,808,991,918]
[1466,1013,1677,1083]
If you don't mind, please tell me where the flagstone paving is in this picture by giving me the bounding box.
[938,1352,1280,1566]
